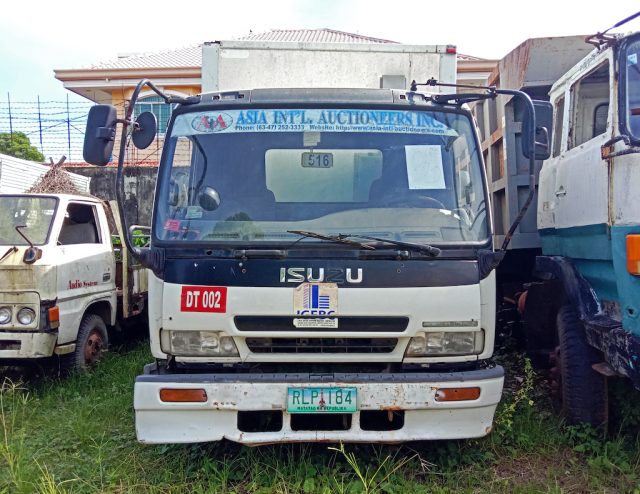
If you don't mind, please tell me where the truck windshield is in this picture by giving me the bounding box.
[624,36,640,139]
[0,196,58,246]
[155,108,488,247]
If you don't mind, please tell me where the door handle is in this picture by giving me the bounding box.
[555,186,567,197]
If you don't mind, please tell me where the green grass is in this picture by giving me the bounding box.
[1,343,639,494]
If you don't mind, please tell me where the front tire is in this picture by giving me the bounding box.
[59,314,108,374]
[553,305,607,430]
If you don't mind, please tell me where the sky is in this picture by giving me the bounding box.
[2,0,640,102]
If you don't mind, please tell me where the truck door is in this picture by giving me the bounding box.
[538,90,566,231]
[55,201,115,345]
[538,53,616,306]
[553,56,612,234]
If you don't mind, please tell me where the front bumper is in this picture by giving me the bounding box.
[0,331,56,359]
[134,365,504,444]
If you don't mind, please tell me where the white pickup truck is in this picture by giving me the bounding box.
[0,193,147,372]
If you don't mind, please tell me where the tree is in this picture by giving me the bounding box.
[0,132,45,162]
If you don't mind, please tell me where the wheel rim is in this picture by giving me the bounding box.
[84,329,104,366]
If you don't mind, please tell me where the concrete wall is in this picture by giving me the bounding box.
[65,166,158,227]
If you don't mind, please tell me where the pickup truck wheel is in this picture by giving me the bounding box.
[553,305,608,431]
[59,314,108,374]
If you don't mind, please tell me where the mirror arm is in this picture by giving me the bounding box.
[603,134,631,147]
[416,79,539,254]
[115,79,170,271]
[493,89,537,251]
[600,135,640,159]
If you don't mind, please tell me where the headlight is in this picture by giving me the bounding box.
[0,307,11,325]
[17,307,36,326]
[160,330,239,357]
[405,330,484,356]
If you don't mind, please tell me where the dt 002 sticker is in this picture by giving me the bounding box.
[180,286,227,313]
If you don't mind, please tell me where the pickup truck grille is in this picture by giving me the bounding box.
[246,337,398,354]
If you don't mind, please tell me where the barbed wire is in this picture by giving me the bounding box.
[0,96,170,163]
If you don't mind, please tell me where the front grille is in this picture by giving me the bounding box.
[246,337,398,354]
[235,316,409,332]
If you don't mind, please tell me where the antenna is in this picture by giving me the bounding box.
[586,10,640,49]
[602,10,640,36]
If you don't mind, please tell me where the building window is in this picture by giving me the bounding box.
[134,96,173,135]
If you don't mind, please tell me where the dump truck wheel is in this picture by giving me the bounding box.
[59,314,108,374]
[554,305,608,431]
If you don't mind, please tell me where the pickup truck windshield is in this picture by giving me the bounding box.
[0,196,57,246]
[155,108,488,247]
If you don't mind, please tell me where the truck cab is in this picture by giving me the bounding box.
[528,32,640,425]
[539,33,640,331]
[115,88,507,444]
[0,193,146,372]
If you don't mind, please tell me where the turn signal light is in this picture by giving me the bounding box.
[48,306,60,329]
[627,235,640,275]
[435,387,481,402]
[159,388,207,403]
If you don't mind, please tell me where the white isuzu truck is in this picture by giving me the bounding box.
[0,193,147,372]
[82,54,551,443]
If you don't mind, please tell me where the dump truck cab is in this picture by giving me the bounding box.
[534,32,640,397]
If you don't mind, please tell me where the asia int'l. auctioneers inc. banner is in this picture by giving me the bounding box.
[171,109,459,137]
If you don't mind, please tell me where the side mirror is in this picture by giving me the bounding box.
[15,225,42,264]
[132,111,157,150]
[23,246,42,264]
[198,187,221,211]
[522,100,553,161]
[83,105,117,166]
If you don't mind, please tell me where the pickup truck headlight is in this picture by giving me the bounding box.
[160,330,239,357]
[0,307,11,325]
[17,307,36,326]
[405,330,484,356]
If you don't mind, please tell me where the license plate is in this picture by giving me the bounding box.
[287,387,357,413]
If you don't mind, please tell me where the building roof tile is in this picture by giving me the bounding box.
[238,28,397,44]
[87,29,484,70]
[92,45,201,69]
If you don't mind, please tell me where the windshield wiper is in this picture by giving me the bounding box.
[339,234,441,257]
[287,230,440,256]
[287,230,375,250]
[0,246,18,263]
